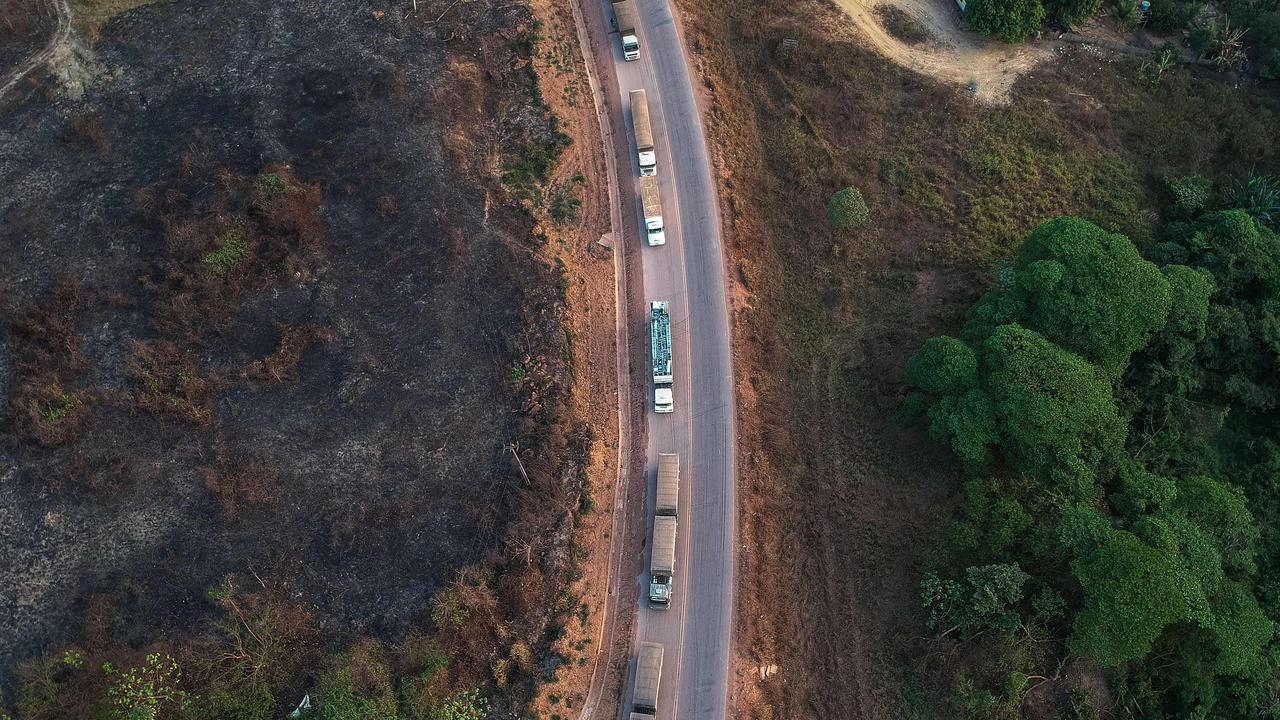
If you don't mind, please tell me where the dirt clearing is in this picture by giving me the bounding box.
[828,0,1052,102]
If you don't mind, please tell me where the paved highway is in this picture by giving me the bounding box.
[594,1,736,718]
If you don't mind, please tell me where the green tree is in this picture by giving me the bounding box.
[1176,475,1259,574]
[826,187,869,228]
[964,0,1046,42]
[981,323,1125,490]
[1046,0,1104,26]
[1009,217,1171,376]
[906,336,978,395]
[1070,532,1190,666]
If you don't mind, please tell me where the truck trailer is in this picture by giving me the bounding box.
[629,90,657,176]
[655,453,679,516]
[611,0,641,60]
[632,642,664,714]
[650,301,673,413]
[650,516,677,608]
[639,175,665,247]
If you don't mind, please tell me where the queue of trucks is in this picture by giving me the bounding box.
[631,454,680,716]
[610,6,680,716]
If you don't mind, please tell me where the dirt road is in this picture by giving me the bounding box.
[832,0,1050,102]
[0,0,71,99]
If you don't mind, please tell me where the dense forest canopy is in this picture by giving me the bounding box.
[902,192,1280,716]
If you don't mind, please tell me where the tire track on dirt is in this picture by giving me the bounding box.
[1,0,71,100]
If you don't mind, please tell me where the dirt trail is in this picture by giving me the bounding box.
[831,0,1051,103]
[0,0,71,99]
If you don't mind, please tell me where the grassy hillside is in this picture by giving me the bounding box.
[680,0,1280,715]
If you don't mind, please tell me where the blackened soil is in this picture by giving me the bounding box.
[0,0,564,678]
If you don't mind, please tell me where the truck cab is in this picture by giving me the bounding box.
[621,32,640,61]
[654,387,673,413]
[650,574,672,606]
[645,218,666,247]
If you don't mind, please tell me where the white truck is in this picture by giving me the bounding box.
[612,0,641,61]
[650,453,680,608]
[629,90,657,176]
[650,301,673,413]
[639,175,665,247]
[631,642,664,715]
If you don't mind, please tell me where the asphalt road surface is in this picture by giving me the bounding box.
[596,1,737,718]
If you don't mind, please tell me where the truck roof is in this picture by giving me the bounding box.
[639,175,662,217]
[613,0,640,35]
[656,453,679,516]
[651,516,676,576]
[629,89,653,150]
[650,299,672,383]
[633,642,664,710]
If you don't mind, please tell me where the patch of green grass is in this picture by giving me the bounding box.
[956,110,1147,259]
[254,172,286,200]
[201,230,248,276]
[43,393,78,422]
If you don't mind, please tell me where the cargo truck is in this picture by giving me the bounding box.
[650,516,677,608]
[611,0,641,61]
[639,175,665,247]
[650,301,673,413]
[629,90,657,176]
[650,453,679,607]
[632,642,664,714]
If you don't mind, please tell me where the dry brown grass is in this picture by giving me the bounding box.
[242,323,334,384]
[201,464,282,519]
[10,282,93,446]
[125,339,216,425]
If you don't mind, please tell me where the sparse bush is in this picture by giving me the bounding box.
[127,340,216,425]
[428,689,487,720]
[430,588,471,630]
[550,190,582,224]
[826,187,869,229]
[102,654,191,720]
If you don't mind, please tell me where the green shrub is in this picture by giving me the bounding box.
[103,654,191,720]
[1163,175,1212,219]
[428,689,487,720]
[254,172,286,200]
[826,187,869,229]
[965,0,1046,42]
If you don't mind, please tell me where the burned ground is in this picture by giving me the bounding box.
[0,0,582,692]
